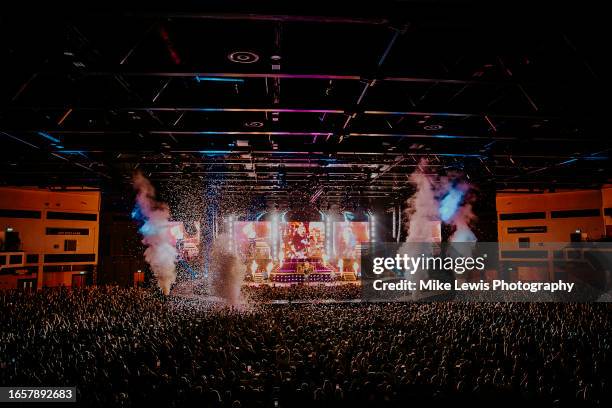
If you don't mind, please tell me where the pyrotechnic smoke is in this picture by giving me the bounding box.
[132,172,177,295]
[399,160,437,288]
[438,176,477,242]
[403,160,477,243]
[405,160,439,242]
[399,162,477,293]
[439,184,464,223]
[447,185,477,243]
[265,261,273,279]
[209,234,246,306]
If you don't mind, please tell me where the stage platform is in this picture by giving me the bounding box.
[251,258,358,284]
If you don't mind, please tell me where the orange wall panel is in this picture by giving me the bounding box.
[497,190,606,243]
[0,187,100,289]
[603,188,612,234]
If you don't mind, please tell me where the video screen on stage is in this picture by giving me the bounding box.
[334,222,369,259]
[234,221,272,260]
[281,222,325,259]
[168,221,201,261]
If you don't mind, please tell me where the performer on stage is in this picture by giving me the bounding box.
[303,261,311,282]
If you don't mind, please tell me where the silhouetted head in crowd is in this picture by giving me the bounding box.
[0,286,610,408]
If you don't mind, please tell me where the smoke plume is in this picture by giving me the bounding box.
[132,172,177,295]
[405,160,439,242]
[404,160,477,243]
[209,234,246,306]
[447,184,477,243]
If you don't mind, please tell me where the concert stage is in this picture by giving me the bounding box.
[234,219,368,285]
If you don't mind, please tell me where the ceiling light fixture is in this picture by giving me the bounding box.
[228,51,260,64]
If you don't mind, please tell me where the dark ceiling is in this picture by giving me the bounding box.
[1,1,609,204]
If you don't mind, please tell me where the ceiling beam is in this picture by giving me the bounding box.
[119,12,390,25]
[34,71,587,88]
[3,106,572,122]
[7,128,603,143]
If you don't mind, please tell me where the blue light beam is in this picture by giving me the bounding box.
[439,187,465,223]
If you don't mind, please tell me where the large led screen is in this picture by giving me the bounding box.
[233,221,272,260]
[333,222,369,259]
[168,221,201,261]
[281,222,325,259]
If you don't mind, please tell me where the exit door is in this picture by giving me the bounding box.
[17,279,36,290]
[71,274,87,287]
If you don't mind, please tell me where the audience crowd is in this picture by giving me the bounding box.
[1,286,610,407]
[243,284,361,301]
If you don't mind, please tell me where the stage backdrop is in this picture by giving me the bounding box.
[281,222,325,260]
[168,221,201,261]
[233,221,272,260]
[334,222,369,258]
[334,222,370,274]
